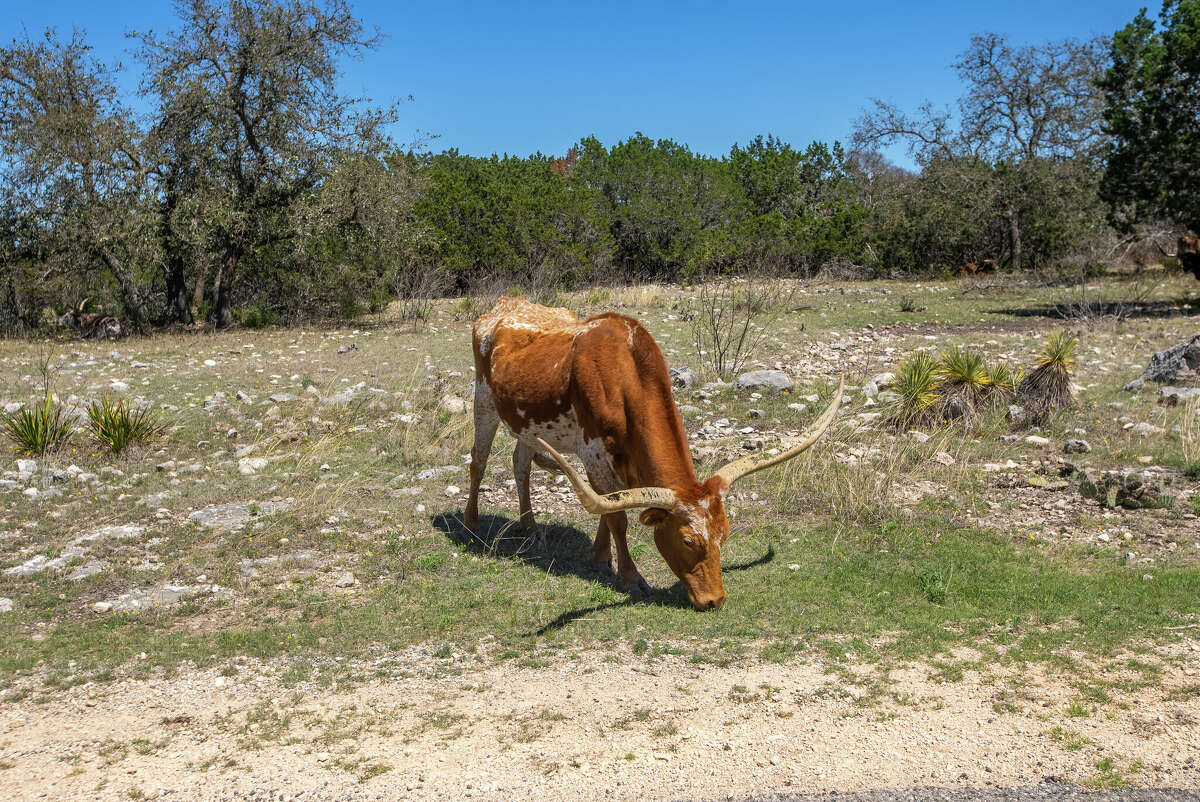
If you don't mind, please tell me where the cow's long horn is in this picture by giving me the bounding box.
[535,438,677,514]
[713,375,845,488]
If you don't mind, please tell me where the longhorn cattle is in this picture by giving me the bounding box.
[465,297,842,611]
[58,300,126,340]
[1179,235,1200,281]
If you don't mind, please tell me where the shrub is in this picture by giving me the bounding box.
[0,396,75,456]
[86,396,169,455]
[236,301,279,329]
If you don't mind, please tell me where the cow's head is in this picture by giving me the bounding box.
[539,377,843,611]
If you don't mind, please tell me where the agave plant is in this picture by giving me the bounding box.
[936,346,992,420]
[889,352,940,426]
[987,361,1022,401]
[1016,331,1077,425]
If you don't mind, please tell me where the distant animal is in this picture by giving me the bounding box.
[466,297,843,611]
[58,300,127,340]
[958,259,996,277]
[1178,235,1200,281]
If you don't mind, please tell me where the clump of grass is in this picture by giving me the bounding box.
[898,295,917,313]
[0,395,75,456]
[1016,331,1076,425]
[86,397,169,456]
[935,346,992,420]
[889,352,939,426]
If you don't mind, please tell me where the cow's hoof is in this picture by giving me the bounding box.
[624,576,652,597]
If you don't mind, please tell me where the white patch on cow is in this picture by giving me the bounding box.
[625,321,635,348]
[679,502,711,543]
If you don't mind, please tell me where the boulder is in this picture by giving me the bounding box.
[1159,386,1200,406]
[735,370,793,392]
[1134,334,1200,385]
[1063,439,1092,454]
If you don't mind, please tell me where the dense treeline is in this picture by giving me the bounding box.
[1,0,1198,334]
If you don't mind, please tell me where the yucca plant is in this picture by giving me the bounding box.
[889,352,940,426]
[987,361,1022,400]
[1016,331,1077,425]
[935,346,992,420]
[0,395,75,456]
[86,396,169,456]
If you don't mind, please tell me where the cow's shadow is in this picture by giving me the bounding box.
[430,510,776,632]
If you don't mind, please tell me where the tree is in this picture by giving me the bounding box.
[854,33,1107,270]
[0,28,157,325]
[1099,1,1200,234]
[135,0,398,327]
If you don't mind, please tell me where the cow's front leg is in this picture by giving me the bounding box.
[592,515,615,578]
[608,512,651,597]
[512,440,543,550]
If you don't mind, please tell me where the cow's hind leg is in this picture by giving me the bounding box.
[513,440,543,550]
[464,382,500,533]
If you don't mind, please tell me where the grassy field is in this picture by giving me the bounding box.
[1,270,1198,694]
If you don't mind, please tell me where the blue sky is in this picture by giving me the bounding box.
[3,0,1147,167]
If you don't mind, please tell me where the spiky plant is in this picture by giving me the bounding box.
[935,346,992,421]
[1016,331,1077,425]
[86,396,169,456]
[0,395,75,456]
[987,361,1022,402]
[889,352,940,426]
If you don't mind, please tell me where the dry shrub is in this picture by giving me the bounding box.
[691,275,792,380]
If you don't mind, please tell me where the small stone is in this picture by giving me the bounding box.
[444,485,461,497]
[0,598,12,613]
[92,601,113,614]
[1007,405,1027,426]
[1063,439,1091,454]
[907,430,930,443]
[16,458,36,474]
[735,370,793,392]
[109,381,130,392]
[669,367,695,389]
[933,451,955,466]
[335,572,357,588]
[1024,435,1050,446]
[238,457,269,475]
[1123,377,1144,393]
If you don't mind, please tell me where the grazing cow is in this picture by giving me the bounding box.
[1179,235,1200,281]
[958,259,996,277]
[466,297,843,611]
[58,300,127,340]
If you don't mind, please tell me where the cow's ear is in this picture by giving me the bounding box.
[639,508,669,527]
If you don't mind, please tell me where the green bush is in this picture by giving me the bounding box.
[236,301,279,329]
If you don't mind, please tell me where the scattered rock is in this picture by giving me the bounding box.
[862,372,895,399]
[933,451,955,466]
[1080,469,1173,509]
[669,367,695,389]
[417,466,462,481]
[1159,385,1200,406]
[92,601,113,614]
[907,430,930,443]
[438,395,469,415]
[269,393,299,404]
[735,370,793,392]
[1006,405,1027,427]
[444,485,461,498]
[67,560,108,581]
[320,391,354,407]
[188,504,252,529]
[334,572,357,588]
[16,458,36,474]
[1123,377,1145,393]
[0,598,12,613]
[337,343,357,354]
[1024,435,1050,446]
[1130,422,1162,437]
[238,456,269,475]
[1063,439,1092,454]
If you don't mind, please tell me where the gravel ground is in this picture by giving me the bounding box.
[736,788,1200,802]
[1,646,1197,801]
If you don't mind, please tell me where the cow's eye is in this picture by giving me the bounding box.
[682,535,695,547]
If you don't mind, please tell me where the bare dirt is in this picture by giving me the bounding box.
[2,646,1198,801]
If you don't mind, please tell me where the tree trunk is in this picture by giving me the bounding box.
[165,256,192,325]
[191,261,209,320]
[215,250,237,329]
[1007,208,1022,272]
[99,247,146,328]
